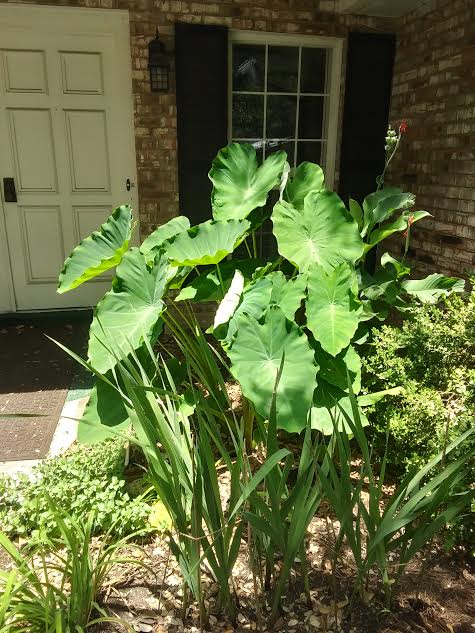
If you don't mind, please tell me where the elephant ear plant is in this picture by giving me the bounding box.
[55,139,469,624]
[57,141,464,441]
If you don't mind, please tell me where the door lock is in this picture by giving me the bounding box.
[126,178,135,192]
[3,178,17,203]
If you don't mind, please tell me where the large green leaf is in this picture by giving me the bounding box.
[78,379,129,443]
[213,276,273,345]
[165,219,250,267]
[175,258,268,302]
[268,271,307,320]
[284,162,324,210]
[58,205,132,293]
[272,191,364,273]
[311,380,368,435]
[88,248,168,373]
[306,262,362,357]
[209,143,287,220]
[140,216,190,257]
[401,274,465,303]
[314,343,361,393]
[227,307,317,433]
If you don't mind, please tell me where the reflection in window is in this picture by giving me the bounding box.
[231,40,330,257]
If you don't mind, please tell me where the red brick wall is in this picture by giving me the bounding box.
[0,0,391,237]
[387,0,475,277]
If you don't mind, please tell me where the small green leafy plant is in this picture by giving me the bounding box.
[363,288,475,547]
[0,439,150,540]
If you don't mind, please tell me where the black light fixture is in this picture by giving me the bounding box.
[148,28,170,92]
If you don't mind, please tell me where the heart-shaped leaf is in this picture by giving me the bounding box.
[306,262,362,357]
[284,162,324,210]
[165,219,250,267]
[311,380,368,435]
[268,271,307,321]
[314,343,361,393]
[272,191,364,273]
[78,379,129,443]
[209,142,287,220]
[58,205,132,293]
[228,307,317,433]
[88,248,168,373]
[140,216,190,257]
[401,274,465,303]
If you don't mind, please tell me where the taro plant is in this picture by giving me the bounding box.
[56,140,464,443]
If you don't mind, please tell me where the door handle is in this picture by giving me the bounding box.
[3,178,17,203]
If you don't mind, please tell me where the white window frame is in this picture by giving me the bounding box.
[228,30,343,190]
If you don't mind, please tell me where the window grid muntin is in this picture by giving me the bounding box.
[231,42,330,170]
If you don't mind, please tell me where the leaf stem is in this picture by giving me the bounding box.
[215,262,225,298]
[252,232,258,258]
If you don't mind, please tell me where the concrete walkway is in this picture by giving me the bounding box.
[0,313,92,473]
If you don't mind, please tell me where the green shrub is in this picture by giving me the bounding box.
[363,288,475,547]
[0,439,151,540]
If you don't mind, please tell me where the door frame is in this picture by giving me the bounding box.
[0,4,138,313]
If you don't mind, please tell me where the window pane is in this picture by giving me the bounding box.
[265,140,295,166]
[301,48,327,93]
[297,141,322,166]
[232,94,264,138]
[232,44,265,92]
[298,96,325,139]
[267,46,299,93]
[266,95,296,139]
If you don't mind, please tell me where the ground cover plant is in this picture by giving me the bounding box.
[0,439,152,541]
[3,125,472,630]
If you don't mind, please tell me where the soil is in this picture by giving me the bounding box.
[91,524,475,633]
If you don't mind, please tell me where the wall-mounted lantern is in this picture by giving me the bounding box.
[148,28,170,92]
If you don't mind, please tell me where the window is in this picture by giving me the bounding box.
[229,31,343,256]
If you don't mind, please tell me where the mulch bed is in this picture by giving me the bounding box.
[90,523,475,633]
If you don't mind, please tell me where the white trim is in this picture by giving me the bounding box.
[229,30,343,189]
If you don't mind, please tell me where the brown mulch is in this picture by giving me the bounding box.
[85,523,475,633]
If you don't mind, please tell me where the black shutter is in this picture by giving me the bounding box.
[175,23,228,224]
[338,32,396,205]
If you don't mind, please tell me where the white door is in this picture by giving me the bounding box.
[0,5,138,311]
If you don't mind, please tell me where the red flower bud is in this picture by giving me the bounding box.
[399,120,408,134]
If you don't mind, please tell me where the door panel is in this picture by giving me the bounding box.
[65,110,110,192]
[4,50,48,93]
[9,109,58,192]
[20,206,64,282]
[0,6,137,311]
